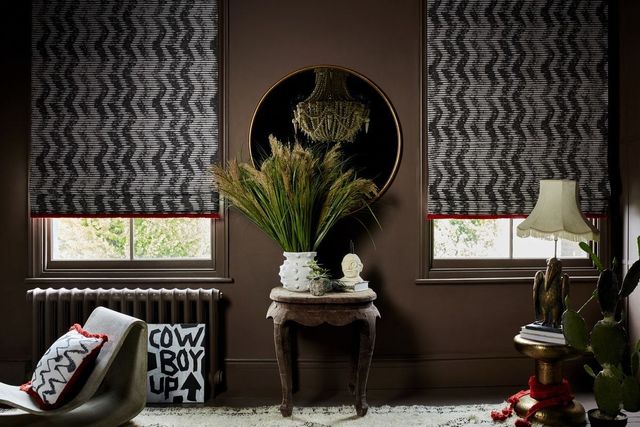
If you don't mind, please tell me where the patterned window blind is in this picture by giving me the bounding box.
[30,0,220,217]
[426,0,609,219]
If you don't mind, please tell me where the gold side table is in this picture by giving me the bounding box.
[514,334,586,426]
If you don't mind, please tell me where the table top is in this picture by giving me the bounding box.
[514,334,583,361]
[269,287,377,304]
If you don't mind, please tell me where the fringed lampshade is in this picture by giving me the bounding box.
[516,180,599,244]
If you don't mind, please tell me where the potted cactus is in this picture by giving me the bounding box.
[562,237,640,426]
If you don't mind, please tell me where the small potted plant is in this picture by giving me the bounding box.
[211,135,377,292]
[562,237,640,426]
[307,260,333,296]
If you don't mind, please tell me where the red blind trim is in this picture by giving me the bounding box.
[426,213,606,220]
[30,213,221,219]
[426,214,529,220]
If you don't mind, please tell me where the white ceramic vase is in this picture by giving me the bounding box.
[279,251,316,292]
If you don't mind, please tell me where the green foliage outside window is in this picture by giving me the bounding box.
[433,218,586,259]
[133,218,210,259]
[79,218,128,257]
[433,219,504,258]
[52,218,211,260]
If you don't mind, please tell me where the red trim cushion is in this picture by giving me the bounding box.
[21,324,108,409]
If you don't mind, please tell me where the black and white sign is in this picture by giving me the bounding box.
[147,324,206,403]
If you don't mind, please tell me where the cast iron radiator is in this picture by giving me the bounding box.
[27,287,223,394]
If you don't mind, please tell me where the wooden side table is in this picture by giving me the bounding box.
[266,287,380,417]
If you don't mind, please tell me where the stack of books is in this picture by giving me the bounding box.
[337,281,370,292]
[519,322,566,345]
[351,281,369,292]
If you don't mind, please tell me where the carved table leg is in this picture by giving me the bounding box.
[354,317,376,417]
[348,326,358,395]
[274,321,293,417]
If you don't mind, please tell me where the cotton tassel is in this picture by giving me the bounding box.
[490,407,513,421]
[490,387,530,423]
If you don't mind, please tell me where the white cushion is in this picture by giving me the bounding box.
[21,324,108,409]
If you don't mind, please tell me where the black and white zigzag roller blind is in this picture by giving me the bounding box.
[426,0,609,218]
[30,0,220,217]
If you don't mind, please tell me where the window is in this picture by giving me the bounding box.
[29,218,228,282]
[433,219,585,259]
[28,0,226,283]
[419,218,605,284]
[51,218,211,261]
[421,0,609,283]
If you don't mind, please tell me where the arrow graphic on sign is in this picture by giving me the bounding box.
[181,372,201,402]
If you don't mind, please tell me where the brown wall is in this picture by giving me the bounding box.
[0,1,32,382]
[620,0,640,344]
[215,0,571,394]
[0,0,628,399]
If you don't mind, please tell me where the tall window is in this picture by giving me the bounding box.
[422,0,609,281]
[29,1,225,282]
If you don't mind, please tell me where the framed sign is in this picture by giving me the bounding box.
[147,324,207,403]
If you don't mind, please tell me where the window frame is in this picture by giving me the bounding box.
[28,217,229,284]
[50,217,215,263]
[418,215,609,285]
[418,0,608,285]
[27,0,230,285]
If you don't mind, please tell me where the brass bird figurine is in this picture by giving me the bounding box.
[533,257,569,328]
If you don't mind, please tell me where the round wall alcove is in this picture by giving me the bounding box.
[249,65,402,202]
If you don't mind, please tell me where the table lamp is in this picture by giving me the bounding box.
[516,180,599,328]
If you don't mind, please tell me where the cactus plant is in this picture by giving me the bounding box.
[562,237,640,423]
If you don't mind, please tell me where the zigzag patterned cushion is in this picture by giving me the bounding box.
[21,324,108,409]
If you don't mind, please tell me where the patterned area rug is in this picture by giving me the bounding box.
[125,404,515,427]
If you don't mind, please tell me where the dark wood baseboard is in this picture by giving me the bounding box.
[221,353,593,395]
[222,354,533,393]
[0,353,593,401]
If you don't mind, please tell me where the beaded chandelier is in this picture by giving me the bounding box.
[292,68,370,143]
